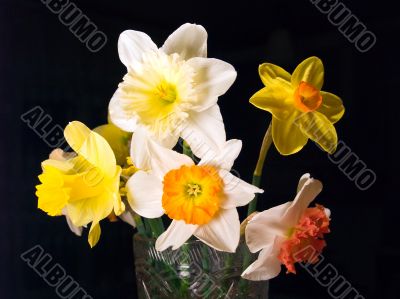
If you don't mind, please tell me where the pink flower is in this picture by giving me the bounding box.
[242,174,331,281]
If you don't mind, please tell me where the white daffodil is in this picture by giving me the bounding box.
[126,130,263,252]
[242,174,331,281]
[109,23,237,157]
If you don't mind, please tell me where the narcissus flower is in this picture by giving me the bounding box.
[109,23,236,157]
[35,121,124,247]
[250,57,345,155]
[126,130,263,252]
[242,174,330,281]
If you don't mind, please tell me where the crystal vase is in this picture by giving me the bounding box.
[133,234,269,299]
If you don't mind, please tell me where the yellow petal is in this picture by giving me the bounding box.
[93,124,131,166]
[66,192,114,227]
[42,158,75,173]
[112,166,125,216]
[295,111,338,153]
[318,92,345,123]
[37,189,68,216]
[88,222,101,248]
[250,84,294,121]
[258,63,291,86]
[64,121,91,151]
[113,193,125,216]
[36,166,69,216]
[291,57,324,90]
[271,115,308,155]
[65,121,116,176]
[36,189,68,215]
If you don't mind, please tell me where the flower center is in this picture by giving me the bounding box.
[156,81,178,104]
[186,183,202,197]
[293,81,323,112]
[162,165,223,225]
[278,205,330,274]
[118,51,195,138]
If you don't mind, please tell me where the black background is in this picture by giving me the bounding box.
[1,0,397,298]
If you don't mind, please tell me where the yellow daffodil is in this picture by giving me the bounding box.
[35,121,124,247]
[250,57,345,155]
[109,23,236,158]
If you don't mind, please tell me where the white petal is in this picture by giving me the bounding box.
[194,208,240,252]
[130,128,152,171]
[118,30,158,71]
[49,148,76,161]
[324,208,331,218]
[154,130,180,150]
[297,173,311,193]
[219,169,264,209]
[156,220,197,251]
[282,177,323,227]
[118,211,136,228]
[126,171,164,218]
[161,23,207,60]
[199,139,242,171]
[186,57,237,112]
[241,240,282,281]
[181,105,226,159]
[108,89,138,132]
[130,129,193,178]
[245,203,291,253]
[65,215,82,236]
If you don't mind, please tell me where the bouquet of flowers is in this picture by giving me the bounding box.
[35,23,345,298]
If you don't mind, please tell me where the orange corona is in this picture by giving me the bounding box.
[293,81,323,113]
[162,165,224,225]
[278,204,330,274]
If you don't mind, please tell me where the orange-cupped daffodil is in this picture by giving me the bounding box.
[36,121,124,247]
[250,57,345,155]
[126,130,263,252]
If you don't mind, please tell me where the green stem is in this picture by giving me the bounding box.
[146,218,165,238]
[247,122,273,216]
[132,213,146,236]
[201,244,210,271]
[223,253,233,293]
[238,250,251,294]
[182,140,194,159]
[124,198,147,236]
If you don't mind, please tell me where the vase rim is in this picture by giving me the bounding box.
[133,232,248,248]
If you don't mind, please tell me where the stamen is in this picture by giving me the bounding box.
[186,183,202,197]
[158,82,177,103]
